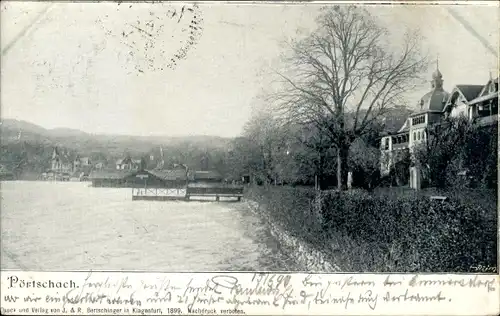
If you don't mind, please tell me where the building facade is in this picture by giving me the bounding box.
[115,156,143,170]
[51,147,73,174]
[380,67,498,189]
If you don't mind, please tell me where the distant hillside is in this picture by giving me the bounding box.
[0,119,233,178]
[0,119,231,154]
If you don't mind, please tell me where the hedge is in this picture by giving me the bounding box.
[246,185,497,272]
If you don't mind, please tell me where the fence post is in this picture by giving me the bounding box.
[314,190,323,227]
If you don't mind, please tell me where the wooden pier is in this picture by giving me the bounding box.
[186,186,244,201]
[132,186,244,202]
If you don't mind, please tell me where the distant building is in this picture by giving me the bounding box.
[89,169,187,188]
[73,155,92,173]
[116,156,143,170]
[51,147,72,174]
[380,66,498,188]
[148,146,165,170]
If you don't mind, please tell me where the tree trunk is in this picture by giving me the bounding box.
[336,143,350,191]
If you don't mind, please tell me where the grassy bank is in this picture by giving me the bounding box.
[245,185,497,272]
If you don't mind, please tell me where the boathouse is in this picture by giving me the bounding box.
[89,169,188,188]
[192,170,223,184]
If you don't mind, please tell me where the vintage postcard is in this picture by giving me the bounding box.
[0,1,498,315]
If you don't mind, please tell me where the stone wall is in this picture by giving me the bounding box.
[245,200,339,272]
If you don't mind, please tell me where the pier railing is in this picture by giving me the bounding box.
[132,187,186,197]
[131,185,244,201]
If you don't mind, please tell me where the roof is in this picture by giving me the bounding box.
[397,118,411,133]
[469,92,498,105]
[193,170,223,180]
[116,157,134,165]
[89,170,136,180]
[53,155,71,163]
[455,85,483,101]
[417,88,450,112]
[147,169,187,181]
[477,77,499,97]
[442,84,484,113]
[469,77,498,105]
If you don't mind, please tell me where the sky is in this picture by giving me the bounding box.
[1,2,498,138]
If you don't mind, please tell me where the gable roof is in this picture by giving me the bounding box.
[443,84,484,113]
[477,77,499,97]
[469,77,499,105]
[455,85,483,101]
[397,118,411,133]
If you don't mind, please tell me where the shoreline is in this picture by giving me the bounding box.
[242,199,340,272]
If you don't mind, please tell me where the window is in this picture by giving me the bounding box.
[384,138,389,150]
[411,115,425,125]
[417,131,421,140]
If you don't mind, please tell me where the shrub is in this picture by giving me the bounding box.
[414,117,498,190]
[321,192,497,272]
[247,185,497,272]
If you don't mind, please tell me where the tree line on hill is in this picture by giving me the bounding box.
[0,119,232,179]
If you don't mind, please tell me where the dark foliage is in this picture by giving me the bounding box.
[414,117,497,189]
[247,185,497,272]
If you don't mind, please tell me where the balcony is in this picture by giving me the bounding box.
[391,133,410,150]
[475,114,498,127]
[392,142,409,150]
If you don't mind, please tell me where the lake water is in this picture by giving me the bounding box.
[1,181,296,271]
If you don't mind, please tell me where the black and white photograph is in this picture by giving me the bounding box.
[1,1,498,276]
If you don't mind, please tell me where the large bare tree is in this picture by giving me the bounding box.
[272,5,429,189]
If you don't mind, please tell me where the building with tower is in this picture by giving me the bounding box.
[380,62,498,189]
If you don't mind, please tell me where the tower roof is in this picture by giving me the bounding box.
[418,62,449,112]
[432,68,442,79]
[418,89,450,112]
